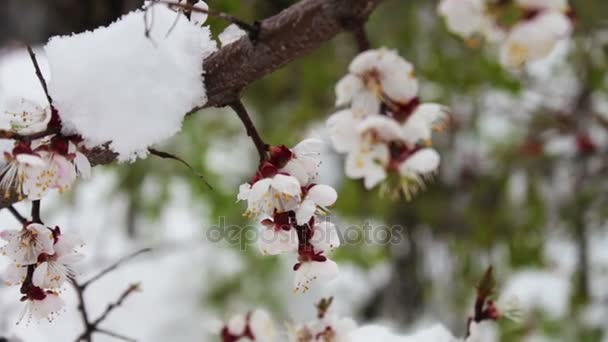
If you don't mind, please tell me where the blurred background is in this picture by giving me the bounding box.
[1,0,608,341]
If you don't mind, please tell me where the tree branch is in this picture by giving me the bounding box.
[81,248,151,289]
[0,0,385,209]
[5,205,26,224]
[229,101,268,163]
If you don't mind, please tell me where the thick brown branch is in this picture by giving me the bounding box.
[0,0,384,209]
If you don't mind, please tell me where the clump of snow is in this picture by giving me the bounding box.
[44,5,217,161]
[218,24,246,47]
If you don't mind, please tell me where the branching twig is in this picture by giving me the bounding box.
[72,248,150,342]
[352,25,371,52]
[96,328,138,342]
[0,127,61,141]
[229,101,268,163]
[5,205,26,224]
[148,148,212,189]
[81,248,151,289]
[91,283,140,327]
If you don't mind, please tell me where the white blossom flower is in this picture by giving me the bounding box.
[248,310,277,342]
[19,288,64,323]
[0,151,46,199]
[238,174,302,217]
[395,148,441,200]
[337,49,418,115]
[68,142,91,179]
[357,115,404,143]
[281,139,323,186]
[222,310,277,342]
[293,258,338,293]
[1,98,51,134]
[295,185,338,225]
[259,216,299,256]
[22,152,78,200]
[1,263,27,286]
[309,221,340,254]
[345,140,389,189]
[401,103,450,146]
[438,0,487,39]
[32,231,84,289]
[327,109,361,153]
[500,11,572,68]
[0,223,54,265]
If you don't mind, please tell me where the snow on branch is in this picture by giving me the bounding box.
[0,0,384,209]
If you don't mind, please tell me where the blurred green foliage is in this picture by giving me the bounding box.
[100,0,608,340]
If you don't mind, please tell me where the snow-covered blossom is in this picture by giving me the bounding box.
[220,310,277,342]
[44,4,217,161]
[327,49,449,198]
[238,140,340,292]
[500,11,572,68]
[1,223,54,265]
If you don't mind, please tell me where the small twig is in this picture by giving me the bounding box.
[31,200,41,224]
[70,278,92,342]
[148,148,213,189]
[229,101,268,164]
[96,328,137,342]
[91,283,140,327]
[26,46,53,107]
[159,1,260,38]
[72,249,150,342]
[351,25,371,52]
[81,248,151,289]
[5,205,27,224]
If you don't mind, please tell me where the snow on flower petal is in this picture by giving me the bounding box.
[44,4,217,161]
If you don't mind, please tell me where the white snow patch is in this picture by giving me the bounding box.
[45,5,217,161]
